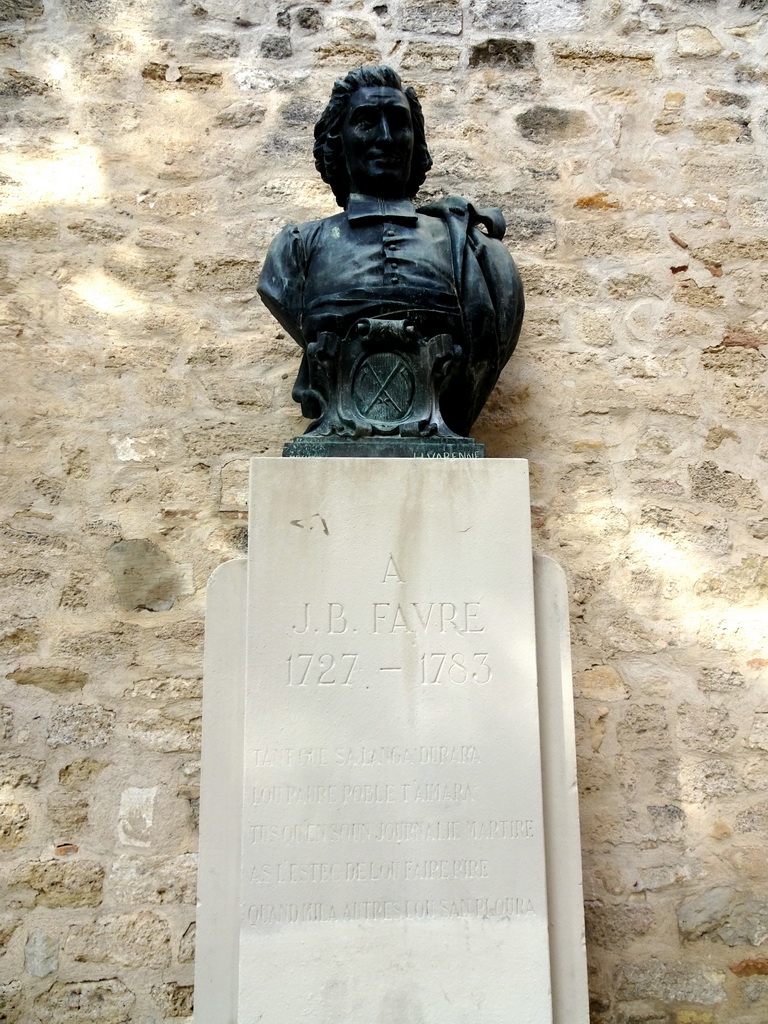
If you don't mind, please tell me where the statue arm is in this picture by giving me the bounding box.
[468,228,524,369]
[257,224,307,348]
[419,196,525,434]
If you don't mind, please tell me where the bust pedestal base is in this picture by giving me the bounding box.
[283,435,485,458]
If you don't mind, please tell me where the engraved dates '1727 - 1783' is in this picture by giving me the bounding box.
[257,65,525,458]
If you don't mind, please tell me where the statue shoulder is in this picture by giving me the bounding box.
[264,212,346,265]
[418,196,506,241]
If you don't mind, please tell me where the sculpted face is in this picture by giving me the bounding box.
[341,86,414,199]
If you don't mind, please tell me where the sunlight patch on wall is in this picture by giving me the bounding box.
[0,146,106,209]
[630,529,692,578]
[692,607,768,654]
[68,269,145,316]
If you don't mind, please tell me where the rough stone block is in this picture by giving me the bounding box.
[615,961,726,1004]
[0,755,44,788]
[576,665,628,700]
[203,375,273,409]
[141,63,223,88]
[215,100,266,128]
[0,914,20,954]
[520,263,598,299]
[647,804,684,842]
[586,900,654,948]
[616,704,670,750]
[471,37,534,67]
[66,910,172,967]
[696,556,768,604]
[126,676,202,702]
[716,897,768,947]
[152,982,194,1017]
[314,42,382,66]
[47,790,89,832]
[0,801,29,850]
[0,0,43,17]
[748,517,768,539]
[23,859,104,908]
[698,667,745,692]
[260,34,292,58]
[689,462,762,511]
[108,854,197,905]
[0,67,48,96]
[58,758,106,787]
[296,6,322,31]
[188,32,240,58]
[103,250,179,289]
[677,886,734,940]
[471,0,524,30]
[691,116,750,144]
[676,704,737,753]
[220,460,249,511]
[550,41,655,74]
[34,979,135,1024]
[0,982,21,1024]
[702,344,765,378]
[106,539,193,613]
[8,665,87,694]
[178,921,195,962]
[400,41,461,70]
[0,613,40,655]
[676,26,722,57]
[186,258,260,293]
[204,0,267,24]
[47,705,115,749]
[126,711,201,753]
[748,710,768,751]
[736,801,768,838]
[560,222,664,258]
[680,759,739,801]
[25,928,58,978]
[399,0,462,34]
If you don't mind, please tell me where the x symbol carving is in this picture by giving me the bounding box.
[360,361,408,415]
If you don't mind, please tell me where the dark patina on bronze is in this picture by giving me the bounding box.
[258,66,524,458]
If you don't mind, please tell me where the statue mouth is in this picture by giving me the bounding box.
[367,153,406,170]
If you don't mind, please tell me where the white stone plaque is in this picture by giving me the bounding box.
[237,457,552,1022]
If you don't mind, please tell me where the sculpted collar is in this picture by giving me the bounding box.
[346,193,418,224]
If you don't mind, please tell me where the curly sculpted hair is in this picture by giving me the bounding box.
[313,65,433,209]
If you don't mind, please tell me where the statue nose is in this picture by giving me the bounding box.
[376,118,392,143]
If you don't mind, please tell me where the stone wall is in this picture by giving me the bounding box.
[0,0,766,1020]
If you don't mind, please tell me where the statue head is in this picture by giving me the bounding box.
[313,65,433,208]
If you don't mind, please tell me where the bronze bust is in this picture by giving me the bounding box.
[258,66,524,457]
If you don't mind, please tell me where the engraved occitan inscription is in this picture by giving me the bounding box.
[253,747,293,767]
[250,858,492,884]
[252,781,478,806]
[250,819,534,844]
[247,896,536,925]
[251,746,483,767]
